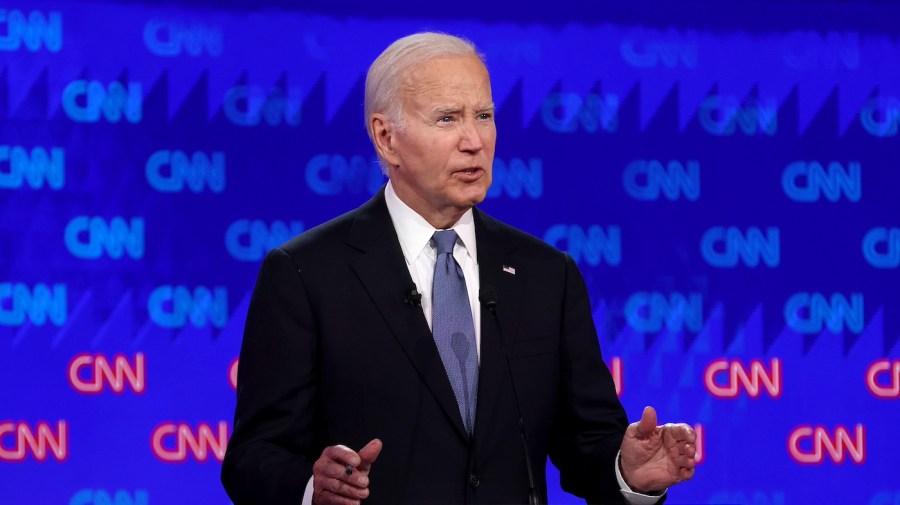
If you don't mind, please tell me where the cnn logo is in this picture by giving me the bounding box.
[151,421,230,463]
[229,357,238,391]
[607,357,622,397]
[694,424,705,465]
[704,358,781,398]
[0,421,67,462]
[867,359,900,398]
[68,353,145,394]
[788,424,865,464]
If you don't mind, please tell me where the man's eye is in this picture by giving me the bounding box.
[438,116,453,123]
[478,113,493,120]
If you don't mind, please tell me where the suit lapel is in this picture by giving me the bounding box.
[347,191,469,440]
[472,209,527,445]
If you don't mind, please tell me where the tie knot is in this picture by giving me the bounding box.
[432,230,459,256]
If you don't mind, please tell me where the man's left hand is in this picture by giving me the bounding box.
[619,406,696,494]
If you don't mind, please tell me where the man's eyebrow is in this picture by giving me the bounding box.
[434,107,462,115]
[432,104,495,115]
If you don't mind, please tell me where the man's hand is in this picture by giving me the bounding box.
[312,439,382,505]
[620,406,696,494]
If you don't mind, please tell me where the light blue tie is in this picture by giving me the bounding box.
[431,230,478,434]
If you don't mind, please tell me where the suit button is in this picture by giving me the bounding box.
[468,474,480,488]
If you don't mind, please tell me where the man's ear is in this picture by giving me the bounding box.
[370,113,400,168]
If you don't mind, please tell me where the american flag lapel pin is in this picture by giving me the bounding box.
[502,265,516,275]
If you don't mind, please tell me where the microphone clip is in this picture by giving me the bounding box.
[404,284,422,307]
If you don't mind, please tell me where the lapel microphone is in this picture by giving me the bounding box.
[479,287,541,505]
[403,283,422,307]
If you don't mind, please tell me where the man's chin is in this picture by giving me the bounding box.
[455,182,490,207]
[457,191,488,209]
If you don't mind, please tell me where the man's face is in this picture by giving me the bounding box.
[384,54,496,227]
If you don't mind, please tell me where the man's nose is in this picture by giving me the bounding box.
[458,121,484,152]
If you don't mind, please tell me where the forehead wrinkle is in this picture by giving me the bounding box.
[397,56,493,118]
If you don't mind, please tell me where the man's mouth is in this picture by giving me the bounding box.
[456,167,482,176]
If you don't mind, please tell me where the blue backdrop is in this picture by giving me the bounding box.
[1,1,897,504]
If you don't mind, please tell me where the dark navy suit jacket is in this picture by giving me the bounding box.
[222,189,629,504]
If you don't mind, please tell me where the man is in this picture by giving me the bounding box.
[222,32,696,505]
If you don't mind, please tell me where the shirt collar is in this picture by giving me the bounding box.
[384,181,478,265]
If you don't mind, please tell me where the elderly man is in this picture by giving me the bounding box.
[222,32,696,505]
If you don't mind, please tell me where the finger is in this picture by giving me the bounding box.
[660,423,695,448]
[323,445,362,468]
[684,444,696,458]
[680,466,695,481]
[676,452,696,469]
[673,442,695,457]
[323,476,371,500]
[316,489,362,505]
[670,423,696,443]
[635,406,657,438]
[320,461,369,488]
[358,438,383,472]
[684,424,697,443]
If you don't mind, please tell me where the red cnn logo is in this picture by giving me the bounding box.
[0,421,68,462]
[151,421,229,462]
[607,357,622,397]
[68,353,146,394]
[229,357,239,391]
[704,358,781,398]
[788,424,865,464]
[693,424,704,464]
[866,359,900,398]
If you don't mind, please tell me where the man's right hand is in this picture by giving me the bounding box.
[312,439,383,505]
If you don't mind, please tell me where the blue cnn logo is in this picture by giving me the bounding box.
[305,154,382,196]
[0,146,64,189]
[226,219,304,262]
[619,29,697,68]
[784,292,864,334]
[223,85,301,127]
[146,150,225,193]
[860,96,900,137]
[486,158,542,199]
[701,227,780,268]
[782,161,860,202]
[625,292,703,333]
[148,285,228,328]
[144,19,222,57]
[0,283,67,326]
[0,9,61,52]
[541,92,619,133]
[622,159,699,201]
[699,96,777,136]
[70,489,148,505]
[544,225,621,266]
[64,217,145,260]
[863,227,900,268]
[782,32,859,70]
[62,81,142,123]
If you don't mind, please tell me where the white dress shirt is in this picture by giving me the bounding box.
[301,182,663,504]
[384,181,482,358]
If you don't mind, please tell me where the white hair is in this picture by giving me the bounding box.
[364,32,484,174]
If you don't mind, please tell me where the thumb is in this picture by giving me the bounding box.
[635,406,657,438]
[358,438,383,470]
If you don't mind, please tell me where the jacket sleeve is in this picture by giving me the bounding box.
[222,247,320,505]
[549,254,631,505]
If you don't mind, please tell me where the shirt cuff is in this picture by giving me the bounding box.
[615,451,667,505]
[301,476,314,505]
